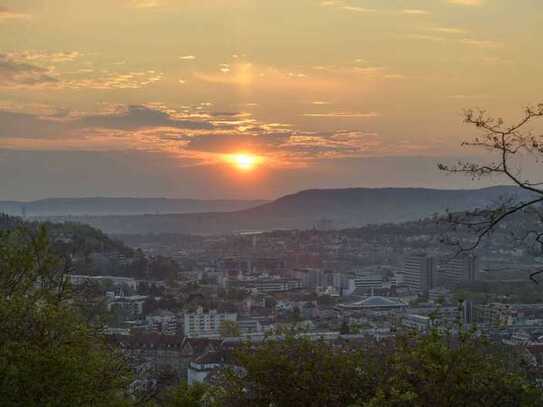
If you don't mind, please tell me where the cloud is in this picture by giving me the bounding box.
[460,38,502,48]
[0,104,217,145]
[6,51,81,63]
[0,54,58,87]
[302,112,380,118]
[341,6,378,13]
[424,26,468,35]
[62,70,164,90]
[127,0,165,8]
[448,0,483,5]
[278,130,382,160]
[0,6,31,21]
[322,1,430,16]
[0,101,387,164]
[401,9,431,16]
[0,52,162,90]
[0,110,65,138]
[76,105,215,130]
[179,55,196,60]
[406,35,501,48]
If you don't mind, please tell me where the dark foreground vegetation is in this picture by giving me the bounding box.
[0,223,542,406]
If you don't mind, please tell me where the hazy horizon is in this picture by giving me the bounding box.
[2,1,542,200]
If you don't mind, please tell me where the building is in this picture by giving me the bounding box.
[107,295,147,316]
[69,274,138,290]
[344,273,384,296]
[238,319,262,335]
[438,255,479,288]
[402,314,433,332]
[235,278,303,293]
[474,303,513,327]
[184,307,237,337]
[146,310,178,335]
[402,254,437,295]
[338,296,408,312]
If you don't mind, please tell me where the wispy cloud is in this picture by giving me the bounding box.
[0,103,390,163]
[179,55,197,61]
[401,9,431,16]
[460,38,502,48]
[6,51,81,63]
[407,34,502,48]
[322,1,430,16]
[423,26,468,35]
[0,52,164,90]
[448,0,483,6]
[302,112,380,118]
[0,6,31,21]
[127,0,165,8]
[0,54,58,87]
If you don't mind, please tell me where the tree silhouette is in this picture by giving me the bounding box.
[439,104,543,282]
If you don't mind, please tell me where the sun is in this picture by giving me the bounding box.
[226,153,261,172]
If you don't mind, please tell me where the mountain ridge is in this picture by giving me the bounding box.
[31,185,531,235]
[0,197,268,216]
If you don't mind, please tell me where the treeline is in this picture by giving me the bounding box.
[0,214,182,280]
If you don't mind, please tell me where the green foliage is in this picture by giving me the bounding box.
[218,337,377,407]
[0,226,132,406]
[158,381,211,407]
[219,320,241,337]
[216,332,542,407]
[365,330,541,407]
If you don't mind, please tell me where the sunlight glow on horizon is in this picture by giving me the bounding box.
[226,152,262,172]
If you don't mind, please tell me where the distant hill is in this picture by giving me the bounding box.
[38,186,532,235]
[0,197,267,216]
[0,214,182,280]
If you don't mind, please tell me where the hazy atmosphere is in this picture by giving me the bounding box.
[2,0,542,199]
[4,2,543,406]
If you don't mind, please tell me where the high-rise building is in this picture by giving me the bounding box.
[402,254,436,295]
[184,307,237,337]
[439,256,479,288]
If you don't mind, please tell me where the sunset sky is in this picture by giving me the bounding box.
[1,0,542,200]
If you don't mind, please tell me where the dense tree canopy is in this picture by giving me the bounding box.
[0,226,131,406]
[214,332,541,407]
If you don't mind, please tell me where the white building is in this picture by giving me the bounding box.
[344,273,384,296]
[184,307,237,337]
[107,295,147,316]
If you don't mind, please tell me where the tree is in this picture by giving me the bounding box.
[219,320,241,337]
[158,381,211,407]
[217,337,378,407]
[215,332,541,407]
[364,330,541,406]
[439,104,543,281]
[0,226,132,406]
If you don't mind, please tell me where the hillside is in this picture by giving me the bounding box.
[39,186,532,235]
[0,214,181,280]
[0,197,267,217]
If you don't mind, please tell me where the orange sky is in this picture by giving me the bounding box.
[1,0,542,199]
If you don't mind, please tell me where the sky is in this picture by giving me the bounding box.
[1,0,542,200]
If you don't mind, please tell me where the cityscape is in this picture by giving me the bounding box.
[2,0,543,405]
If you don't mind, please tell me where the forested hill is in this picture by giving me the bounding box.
[0,214,181,280]
[0,214,132,256]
